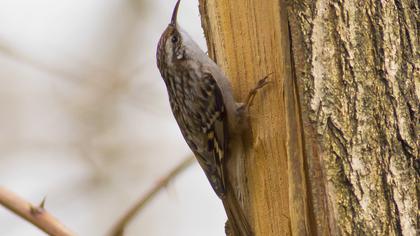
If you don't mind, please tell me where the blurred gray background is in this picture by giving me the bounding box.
[0,0,226,235]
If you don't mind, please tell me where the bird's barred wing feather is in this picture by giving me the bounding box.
[203,73,227,198]
[169,72,227,198]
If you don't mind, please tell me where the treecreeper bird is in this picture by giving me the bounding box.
[156,1,268,235]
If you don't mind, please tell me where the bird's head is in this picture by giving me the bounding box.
[156,0,186,70]
[157,0,203,73]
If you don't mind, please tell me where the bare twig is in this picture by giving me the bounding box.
[108,156,196,236]
[0,187,75,236]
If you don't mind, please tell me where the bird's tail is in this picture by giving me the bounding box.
[222,185,253,236]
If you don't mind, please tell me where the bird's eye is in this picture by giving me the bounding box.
[171,35,178,43]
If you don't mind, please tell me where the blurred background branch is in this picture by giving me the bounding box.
[108,156,195,236]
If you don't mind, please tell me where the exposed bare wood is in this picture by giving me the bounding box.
[199,0,311,235]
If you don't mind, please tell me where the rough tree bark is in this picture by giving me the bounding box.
[199,0,418,235]
[287,0,419,235]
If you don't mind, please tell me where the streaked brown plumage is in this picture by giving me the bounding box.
[156,1,268,235]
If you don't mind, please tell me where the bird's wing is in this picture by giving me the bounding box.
[205,72,228,197]
[185,72,228,198]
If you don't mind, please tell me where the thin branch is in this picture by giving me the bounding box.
[108,156,196,236]
[0,186,75,236]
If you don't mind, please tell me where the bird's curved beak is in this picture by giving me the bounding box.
[170,0,181,26]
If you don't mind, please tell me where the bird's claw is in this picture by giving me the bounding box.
[245,73,272,108]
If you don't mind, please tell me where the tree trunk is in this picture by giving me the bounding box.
[199,0,309,235]
[287,0,419,235]
[199,0,419,235]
